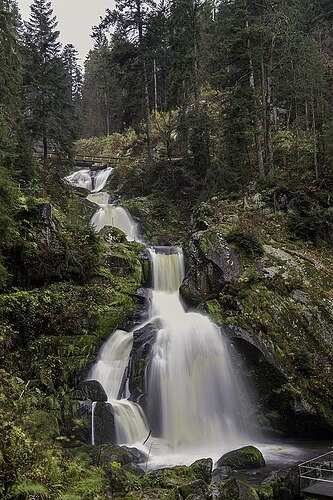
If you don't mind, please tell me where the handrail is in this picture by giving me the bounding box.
[298,449,333,496]
[299,451,333,467]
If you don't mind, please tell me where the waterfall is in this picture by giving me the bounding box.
[64,167,257,463]
[87,330,149,446]
[91,402,97,445]
[87,192,111,206]
[64,167,113,192]
[147,248,249,450]
[90,205,141,241]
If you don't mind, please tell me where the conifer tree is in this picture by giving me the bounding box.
[22,0,75,159]
[62,44,82,102]
[98,0,156,165]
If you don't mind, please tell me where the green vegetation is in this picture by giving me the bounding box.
[1,0,333,497]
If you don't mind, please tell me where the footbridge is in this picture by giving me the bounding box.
[33,152,129,168]
[299,450,333,499]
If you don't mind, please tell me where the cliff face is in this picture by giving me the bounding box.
[175,195,333,437]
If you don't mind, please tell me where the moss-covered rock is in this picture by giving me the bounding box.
[142,458,213,492]
[215,478,260,500]
[216,446,265,470]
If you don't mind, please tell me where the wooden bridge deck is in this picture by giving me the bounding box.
[302,475,333,499]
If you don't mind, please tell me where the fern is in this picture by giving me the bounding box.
[8,480,49,498]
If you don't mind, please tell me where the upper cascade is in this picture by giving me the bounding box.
[90,205,141,242]
[64,167,113,193]
[87,192,111,206]
[148,247,184,292]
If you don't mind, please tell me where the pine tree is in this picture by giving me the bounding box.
[62,43,82,102]
[22,0,75,159]
[97,0,156,165]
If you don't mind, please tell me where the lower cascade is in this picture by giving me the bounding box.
[88,245,254,462]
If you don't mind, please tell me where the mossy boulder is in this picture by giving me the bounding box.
[215,478,260,500]
[178,479,210,499]
[142,458,213,491]
[216,446,265,470]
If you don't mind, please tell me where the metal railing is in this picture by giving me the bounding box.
[299,450,333,495]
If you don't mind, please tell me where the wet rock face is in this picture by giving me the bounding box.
[180,230,241,306]
[216,446,265,470]
[93,402,116,445]
[129,322,158,410]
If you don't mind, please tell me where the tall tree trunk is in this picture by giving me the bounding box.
[193,0,199,107]
[143,60,153,167]
[312,93,319,180]
[261,56,267,161]
[104,91,110,136]
[43,135,47,160]
[153,58,158,115]
[248,23,265,178]
[137,0,153,167]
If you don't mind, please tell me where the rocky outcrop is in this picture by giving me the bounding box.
[180,230,241,306]
[129,322,158,410]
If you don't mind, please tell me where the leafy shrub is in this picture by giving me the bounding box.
[288,204,333,244]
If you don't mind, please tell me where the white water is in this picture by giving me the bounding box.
[91,401,97,446]
[87,192,111,206]
[90,205,141,241]
[87,330,149,446]
[86,246,252,460]
[147,248,249,453]
[64,167,113,192]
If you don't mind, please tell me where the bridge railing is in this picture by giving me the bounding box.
[299,450,333,493]
[32,152,128,164]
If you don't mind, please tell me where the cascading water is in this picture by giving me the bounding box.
[65,167,141,242]
[87,329,149,446]
[147,248,249,453]
[64,167,113,192]
[90,205,141,241]
[87,192,111,206]
[64,166,256,464]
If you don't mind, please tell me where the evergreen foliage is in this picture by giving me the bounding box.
[22,0,76,159]
[1,0,333,496]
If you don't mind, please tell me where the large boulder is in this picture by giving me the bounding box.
[216,446,265,470]
[180,230,241,306]
[92,402,116,445]
[80,380,108,402]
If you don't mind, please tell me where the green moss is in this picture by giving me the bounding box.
[216,478,260,500]
[217,446,265,469]
[203,299,224,325]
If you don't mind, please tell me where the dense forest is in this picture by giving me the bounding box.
[1,0,333,498]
